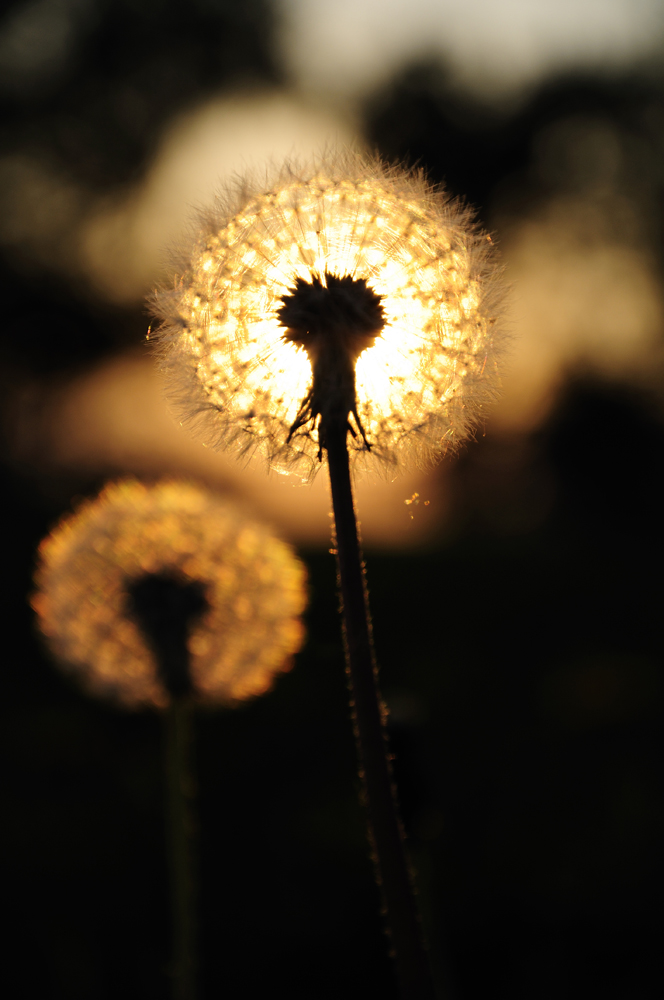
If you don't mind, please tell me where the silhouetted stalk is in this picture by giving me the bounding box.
[149,148,504,1000]
[34,483,307,1000]
[127,572,206,1000]
[164,698,197,1000]
[326,420,437,1000]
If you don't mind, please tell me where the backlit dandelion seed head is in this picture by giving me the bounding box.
[32,480,307,709]
[152,149,505,479]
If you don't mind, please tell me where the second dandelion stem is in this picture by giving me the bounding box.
[128,573,206,1000]
[325,421,437,1000]
[164,699,197,1000]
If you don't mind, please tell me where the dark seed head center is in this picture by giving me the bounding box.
[127,571,209,700]
[278,272,383,455]
[278,271,385,364]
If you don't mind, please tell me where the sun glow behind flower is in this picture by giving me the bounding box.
[155,153,502,478]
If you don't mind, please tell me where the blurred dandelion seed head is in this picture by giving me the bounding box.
[152,149,506,479]
[31,480,307,709]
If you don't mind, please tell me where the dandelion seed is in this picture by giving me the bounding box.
[151,149,505,479]
[32,479,307,998]
[31,479,307,708]
[149,149,506,999]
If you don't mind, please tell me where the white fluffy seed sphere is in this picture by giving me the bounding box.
[32,480,307,708]
[152,150,506,479]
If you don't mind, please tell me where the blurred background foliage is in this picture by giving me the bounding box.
[1,1,663,997]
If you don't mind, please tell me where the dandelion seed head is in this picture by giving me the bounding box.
[31,480,307,709]
[152,149,505,478]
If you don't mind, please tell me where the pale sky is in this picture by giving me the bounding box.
[277,0,664,101]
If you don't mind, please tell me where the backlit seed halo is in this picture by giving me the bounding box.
[153,150,504,479]
[32,479,307,708]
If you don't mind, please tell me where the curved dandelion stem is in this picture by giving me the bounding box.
[325,421,437,1000]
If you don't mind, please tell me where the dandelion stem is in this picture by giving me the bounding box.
[325,421,437,1000]
[128,573,205,1000]
[164,698,197,1000]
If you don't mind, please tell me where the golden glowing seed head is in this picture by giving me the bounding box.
[31,480,307,709]
[152,149,506,479]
